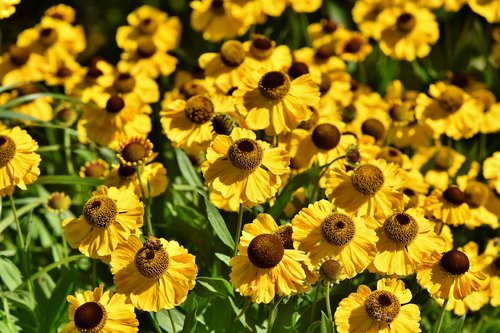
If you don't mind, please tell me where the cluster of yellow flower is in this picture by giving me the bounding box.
[1,1,499,332]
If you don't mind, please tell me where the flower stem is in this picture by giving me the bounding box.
[136,166,153,236]
[435,299,449,333]
[310,284,320,322]
[63,130,74,174]
[233,203,243,256]
[149,312,163,333]
[325,282,333,321]
[168,309,177,333]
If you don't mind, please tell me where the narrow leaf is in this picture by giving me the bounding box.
[36,175,103,186]
[181,299,197,333]
[0,258,23,291]
[175,148,204,188]
[320,311,335,333]
[203,196,234,249]
[194,277,233,298]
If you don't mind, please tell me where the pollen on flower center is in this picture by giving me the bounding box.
[247,234,284,269]
[184,95,214,124]
[443,186,465,205]
[396,13,416,33]
[220,40,246,67]
[74,302,107,332]
[227,138,263,171]
[438,86,464,113]
[311,123,341,150]
[365,290,401,323]
[440,250,470,275]
[115,73,136,93]
[83,195,118,228]
[351,164,385,196]
[9,46,30,66]
[106,96,125,113]
[137,37,157,58]
[384,212,418,245]
[273,224,294,249]
[135,238,169,278]
[258,71,291,101]
[361,118,385,141]
[321,213,355,246]
[0,135,16,168]
[250,36,273,59]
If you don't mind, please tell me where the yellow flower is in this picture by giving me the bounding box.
[46,192,71,213]
[368,208,446,276]
[471,89,500,134]
[292,46,346,84]
[43,55,85,94]
[415,82,483,140]
[111,235,198,311]
[323,159,405,219]
[201,127,290,207]
[190,0,249,42]
[477,238,500,307]
[468,0,500,23]
[243,35,292,72]
[335,278,421,333]
[352,0,391,39]
[233,69,320,135]
[0,84,54,122]
[459,180,499,229]
[376,2,439,61]
[44,4,76,23]
[417,249,486,301]
[60,285,138,333]
[289,0,322,13]
[117,137,153,167]
[334,30,372,62]
[483,152,500,194]
[308,19,344,49]
[0,0,20,19]
[0,45,47,85]
[230,214,307,304]
[116,5,181,52]
[105,162,168,198]
[79,159,109,179]
[424,187,472,227]
[62,186,144,260]
[0,126,41,196]
[292,200,378,277]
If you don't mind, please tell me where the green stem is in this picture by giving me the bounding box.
[92,260,97,286]
[435,299,449,333]
[168,309,177,333]
[59,213,69,267]
[28,255,85,282]
[325,282,333,321]
[312,155,346,202]
[310,284,320,322]
[63,130,74,174]
[149,312,163,333]
[136,166,153,236]
[233,203,244,256]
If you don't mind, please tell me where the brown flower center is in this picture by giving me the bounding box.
[180,81,207,99]
[220,40,246,67]
[137,37,157,58]
[247,234,284,269]
[464,181,489,207]
[377,147,403,167]
[438,86,464,113]
[443,186,465,205]
[135,238,169,278]
[341,105,357,123]
[9,46,30,66]
[211,113,237,135]
[440,250,470,275]
[403,188,419,209]
[139,17,158,35]
[118,164,136,179]
[321,213,355,246]
[311,123,341,150]
[56,66,72,78]
[184,95,214,124]
[47,193,70,211]
[288,61,309,79]
[315,46,331,60]
[40,28,58,46]
[434,147,454,170]
[471,89,496,111]
[319,259,342,282]
[250,35,274,60]
[211,0,225,15]
[18,83,40,96]
[83,195,118,228]
[258,71,291,101]
[319,73,332,95]
[365,290,400,323]
[121,142,149,163]
[74,302,107,332]
[396,13,416,33]
[272,224,294,250]
[351,164,385,196]
[389,105,411,122]
[384,212,418,245]
[344,37,362,54]
[115,73,136,93]
[361,118,385,141]
[0,135,16,168]
[322,19,338,33]
[83,162,107,179]
[106,96,125,113]
[227,138,263,171]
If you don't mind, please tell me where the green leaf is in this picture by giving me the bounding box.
[203,196,234,250]
[181,299,197,333]
[194,277,233,298]
[305,322,321,333]
[174,148,204,188]
[215,253,230,266]
[157,308,185,333]
[441,315,465,333]
[271,297,295,333]
[0,92,84,111]
[0,198,45,234]
[35,175,103,186]
[320,311,335,333]
[0,258,23,291]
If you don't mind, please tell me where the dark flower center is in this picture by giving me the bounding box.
[438,86,464,113]
[115,73,136,93]
[396,13,416,32]
[227,138,263,171]
[322,19,338,33]
[83,162,107,179]
[361,118,385,141]
[319,259,342,282]
[351,164,385,196]
[384,212,418,245]
[47,193,70,211]
[365,290,400,323]
[211,113,237,135]
[464,181,489,207]
[288,62,309,79]
[40,28,58,46]
[272,224,294,250]
[106,96,125,113]
[121,141,149,163]
[0,135,16,168]
[135,238,169,278]
[440,250,470,275]
[211,0,225,14]
[9,46,30,66]
[250,36,273,59]
[258,71,291,101]
[118,164,136,179]
[74,302,107,331]
[341,105,357,123]
[56,66,72,78]
[83,195,118,228]
[321,213,355,246]
[344,37,362,53]
[315,46,331,60]
[434,147,454,170]
[311,123,341,150]
[247,234,284,269]
[389,105,411,122]
[403,188,419,209]
[443,186,465,205]
[184,95,214,124]
[180,81,207,99]
[139,17,158,35]
[377,147,403,167]
[220,40,246,67]
[137,38,157,58]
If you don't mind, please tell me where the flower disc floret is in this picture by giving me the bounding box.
[0,135,16,168]
[351,164,385,196]
[321,213,355,246]
[74,302,107,332]
[365,290,401,323]
[184,96,214,124]
[247,234,284,269]
[311,123,341,150]
[220,40,246,67]
[384,212,418,245]
[440,250,470,275]
[135,238,170,278]
[272,224,294,249]
[106,96,125,113]
[443,186,465,205]
[258,71,291,101]
[115,73,136,93]
[83,195,118,228]
[438,86,464,113]
[396,13,416,32]
[137,37,156,58]
[227,138,263,171]
[361,118,385,141]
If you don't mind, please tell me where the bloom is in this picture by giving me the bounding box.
[201,127,289,207]
[230,214,307,303]
[60,285,138,333]
[424,186,472,227]
[0,126,41,196]
[62,186,144,260]
[335,278,421,333]
[110,235,198,311]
